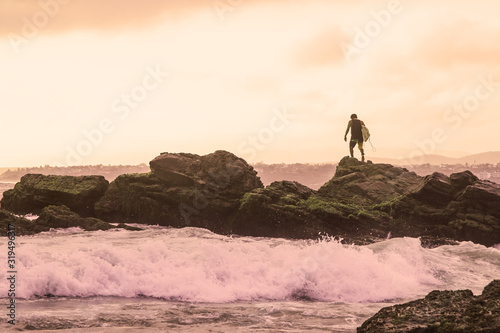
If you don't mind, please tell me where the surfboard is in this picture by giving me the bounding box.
[362,125,370,141]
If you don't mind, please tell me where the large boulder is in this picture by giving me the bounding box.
[95,151,264,233]
[95,172,187,226]
[357,280,500,333]
[150,150,263,198]
[391,171,500,246]
[314,157,500,246]
[233,180,389,243]
[318,157,421,205]
[0,174,108,216]
[233,180,321,238]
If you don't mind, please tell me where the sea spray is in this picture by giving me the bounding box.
[0,226,499,303]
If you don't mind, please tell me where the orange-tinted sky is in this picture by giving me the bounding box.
[1,0,500,166]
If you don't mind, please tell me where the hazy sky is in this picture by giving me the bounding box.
[1,0,500,167]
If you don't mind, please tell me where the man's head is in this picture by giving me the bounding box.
[350,114,357,119]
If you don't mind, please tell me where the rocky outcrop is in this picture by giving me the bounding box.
[314,157,500,246]
[0,206,139,235]
[318,157,421,205]
[1,152,499,246]
[232,179,389,243]
[233,180,322,238]
[313,156,500,246]
[0,174,108,216]
[389,170,500,246]
[357,280,500,333]
[149,150,263,198]
[0,209,43,235]
[37,205,142,232]
[95,150,264,233]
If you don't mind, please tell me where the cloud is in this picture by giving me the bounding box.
[0,0,215,38]
[410,18,500,68]
[0,0,304,37]
[294,26,350,68]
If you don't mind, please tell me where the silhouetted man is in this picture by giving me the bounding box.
[344,114,365,162]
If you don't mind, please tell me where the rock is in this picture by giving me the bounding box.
[357,280,500,333]
[411,172,457,206]
[233,180,389,243]
[150,150,263,198]
[450,170,479,188]
[1,174,108,216]
[391,171,500,246]
[233,181,322,238]
[95,172,186,226]
[1,205,139,235]
[116,223,143,231]
[95,151,264,233]
[456,180,500,218]
[0,209,43,235]
[95,153,500,246]
[418,236,459,248]
[403,171,481,208]
[312,157,500,246]
[4,152,498,246]
[36,205,141,232]
[318,156,421,205]
[149,153,199,186]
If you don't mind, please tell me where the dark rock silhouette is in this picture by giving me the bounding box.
[0,206,139,234]
[232,180,322,238]
[95,150,264,234]
[1,174,108,216]
[318,157,421,205]
[390,170,500,246]
[357,280,500,333]
[149,150,263,198]
[1,151,499,247]
[37,205,141,232]
[0,209,42,235]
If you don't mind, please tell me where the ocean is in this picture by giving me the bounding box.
[1,225,499,332]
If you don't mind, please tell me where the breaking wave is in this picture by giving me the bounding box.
[1,226,499,302]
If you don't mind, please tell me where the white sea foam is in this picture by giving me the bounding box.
[0,227,499,302]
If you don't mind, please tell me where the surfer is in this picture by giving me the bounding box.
[344,114,366,162]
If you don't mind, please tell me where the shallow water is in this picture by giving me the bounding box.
[1,297,395,332]
[1,226,499,331]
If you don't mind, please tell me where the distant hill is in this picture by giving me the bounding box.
[371,151,500,166]
[2,151,498,190]
[0,164,150,183]
[252,152,500,187]
[0,168,11,175]
[456,151,500,164]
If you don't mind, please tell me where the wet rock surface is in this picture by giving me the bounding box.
[357,280,500,333]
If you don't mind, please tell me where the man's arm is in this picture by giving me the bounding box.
[344,120,352,141]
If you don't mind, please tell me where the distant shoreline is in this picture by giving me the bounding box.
[1,160,499,190]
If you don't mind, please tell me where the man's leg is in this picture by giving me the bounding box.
[359,142,365,162]
[349,140,356,158]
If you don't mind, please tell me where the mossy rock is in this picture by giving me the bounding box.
[0,209,44,235]
[37,205,142,232]
[1,174,108,216]
[358,280,500,333]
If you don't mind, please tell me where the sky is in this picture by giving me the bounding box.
[1,0,500,167]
